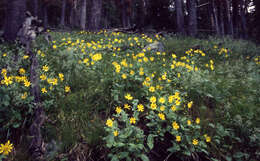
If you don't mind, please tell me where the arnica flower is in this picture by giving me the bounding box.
[42,65,49,72]
[19,68,26,75]
[65,86,71,92]
[125,93,133,100]
[115,107,122,114]
[150,96,156,103]
[58,73,64,81]
[188,101,193,108]
[23,55,29,59]
[113,131,119,137]
[159,97,165,104]
[40,74,47,81]
[106,119,113,127]
[187,120,191,125]
[160,106,165,111]
[0,140,13,155]
[192,139,199,145]
[24,80,31,87]
[158,113,165,120]
[124,104,130,110]
[137,104,144,112]
[195,118,200,124]
[41,87,47,93]
[172,121,180,130]
[150,103,157,110]
[171,105,176,112]
[130,117,136,124]
[21,92,28,99]
[149,86,155,92]
[176,136,181,142]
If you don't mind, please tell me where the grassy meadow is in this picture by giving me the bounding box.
[0,30,259,161]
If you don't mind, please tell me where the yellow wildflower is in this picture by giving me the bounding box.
[158,113,165,120]
[124,104,130,110]
[40,74,47,81]
[41,87,47,93]
[0,140,13,155]
[192,139,198,145]
[106,119,113,127]
[172,121,179,130]
[125,93,133,100]
[115,107,122,114]
[113,131,119,136]
[19,68,26,75]
[130,117,136,124]
[21,92,28,99]
[65,86,71,92]
[42,65,49,72]
[150,96,156,103]
[176,136,181,142]
[188,101,193,108]
[137,104,144,112]
[195,118,200,124]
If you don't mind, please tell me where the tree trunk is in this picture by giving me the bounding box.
[217,1,225,36]
[232,0,239,37]
[212,0,220,35]
[80,0,87,30]
[224,0,233,36]
[239,0,248,39]
[43,3,48,28]
[3,0,26,42]
[255,0,260,41]
[33,0,38,17]
[60,0,67,26]
[89,0,102,31]
[187,0,198,37]
[175,0,185,34]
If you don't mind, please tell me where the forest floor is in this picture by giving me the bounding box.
[0,31,260,161]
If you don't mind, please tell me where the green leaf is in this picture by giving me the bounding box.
[111,155,119,161]
[147,134,154,150]
[139,154,149,161]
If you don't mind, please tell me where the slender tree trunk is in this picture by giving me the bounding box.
[89,0,102,31]
[239,0,248,38]
[80,0,87,30]
[33,0,38,17]
[224,0,233,36]
[60,0,67,26]
[175,0,185,34]
[3,0,26,42]
[69,3,74,27]
[232,0,239,37]
[187,0,198,37]
[212,0,220,35]
[43,3,48,28]
[217,1,225,36]
[255,0,260,41]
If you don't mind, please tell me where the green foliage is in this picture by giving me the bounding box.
[0,31,259,161]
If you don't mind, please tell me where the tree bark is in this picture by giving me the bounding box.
[224,0,233,36]
[187,0,198,37]
[239,0,248,38]
[60,0,67,26]
[175,0,185,34]
[232,0,239,37]
[80,0,87,30]
[3,0,26,42]
[89,0,102,31]
[255,0,260,41]
[43,3,48,28]
[212,0,220,35]
[33,0,38,17]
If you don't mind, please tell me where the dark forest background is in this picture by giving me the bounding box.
[0,0,260,42]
